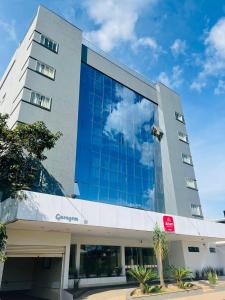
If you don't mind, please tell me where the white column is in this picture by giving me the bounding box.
[63,234,71,289]
[63,244,70,289]
[121,246,126,276]
[0,262,4,288]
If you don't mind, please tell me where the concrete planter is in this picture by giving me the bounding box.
[79,276,127,288]
[68,279,75,289]
[68,279,79,289]
[127,286,202,300]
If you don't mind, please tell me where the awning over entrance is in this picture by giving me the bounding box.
[1,191,225,242]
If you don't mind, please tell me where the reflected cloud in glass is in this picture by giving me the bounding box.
[75,63,164,212]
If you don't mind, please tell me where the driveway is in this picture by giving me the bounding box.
[177,290,225,299]
[0,291,47,300]
[77,287,130,300]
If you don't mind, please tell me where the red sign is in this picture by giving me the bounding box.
[163,215,175,232]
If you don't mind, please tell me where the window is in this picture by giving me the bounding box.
[186,178,198,190]
[0,60,16,90]
[182,153,192,165]
[79,245,121,278]
[191,204,202,216]
[178,131,188,143]
[36,60,55,80]
[175,112,185,123]
[125,247,156,268]
[69,245,77,279]
[30,90,51,109]
[40,34,58,53]
[209,247,216,253]
[0,93,6,105]
[188,247,199,253]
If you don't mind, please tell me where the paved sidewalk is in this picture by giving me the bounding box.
[77,287,130,300]
[177,290,225,300]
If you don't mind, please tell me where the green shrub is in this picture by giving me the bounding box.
[128,266,157,294]
[170,266,193,289]
[201,266,216,279]
[179,282,193,289]
[145,284,162,293]
[208,271,217,285]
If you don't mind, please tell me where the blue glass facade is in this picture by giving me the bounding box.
[75,63,164,212]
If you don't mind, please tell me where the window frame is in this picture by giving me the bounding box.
[191,204,202,217]
[175,111,185,123]
[29,89,52,111]
[36,60,56,80]
[182,153,193,165]
[186,178,198,190]
[40,33,59,53]
[178,131,189,143]
[188,246,200,253]
[209,247,216,253]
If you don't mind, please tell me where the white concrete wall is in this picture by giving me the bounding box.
[3,191,225,241]
[168,241,185,267]
[217,245,225,271]
[182,241,220,272]
[0,13,38,125]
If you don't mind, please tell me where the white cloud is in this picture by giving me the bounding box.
[214,79,225,95]
[104,86,155,167]
[83,0,160,53]
[190,81,206,92]
[0,19,17,41]
[134,37,158,50]
[157,65,183,89]
[132,36,163,59]
[140,142,154,166]
[143,187,155,209]
[191,17,225,92]
[170,39,186,56]
[206,17,225,58]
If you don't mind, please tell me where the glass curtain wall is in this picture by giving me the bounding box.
[75,62,164,212]
[125,247,157,268]
[80,245,121,278]
[69,244,77,279]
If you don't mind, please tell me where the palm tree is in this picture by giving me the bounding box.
[170,266,193,288]
[153,223,168,288]
[128,266,157,294]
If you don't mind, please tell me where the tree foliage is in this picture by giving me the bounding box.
[153,223,168,287]
[0,224,7,262]
[0,113,62,200]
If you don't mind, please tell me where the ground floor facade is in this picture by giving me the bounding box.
[1,191,225,300]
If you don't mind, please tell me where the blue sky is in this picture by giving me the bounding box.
[0,0,225,219]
